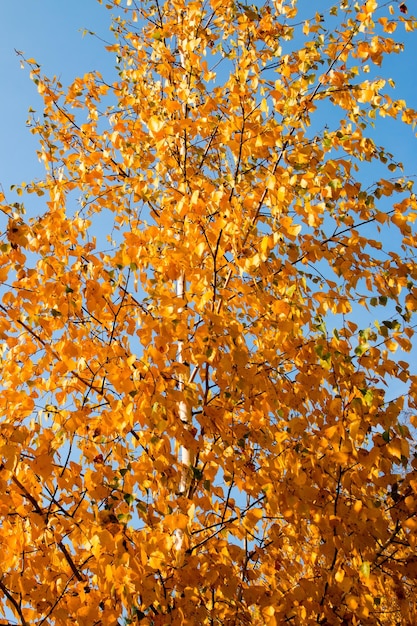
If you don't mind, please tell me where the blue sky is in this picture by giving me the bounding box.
[1,1,416,195]
[1,0,417,406]
[1,1,115,194]
[0,3,417,619]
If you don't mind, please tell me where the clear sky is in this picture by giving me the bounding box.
[1,6,417,623]
[2,1,417,195]
[0,1,115,195]
[1,0,417,406]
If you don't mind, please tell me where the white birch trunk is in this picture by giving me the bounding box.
[174,39,191,550]
[176,271,191,495]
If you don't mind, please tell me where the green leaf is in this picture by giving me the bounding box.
[355,343,369,356]
[123,493,135,505]
[361,389,373,406]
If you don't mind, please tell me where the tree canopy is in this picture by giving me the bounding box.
[1,0,417,624]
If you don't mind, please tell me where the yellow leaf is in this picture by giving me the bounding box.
[148,116,164,133]
[164,513,189,531]
[105,564,113,581]
[277,186,286,201]
[349,419,362,440]
[346,595,359,610]
[260,98,269,114]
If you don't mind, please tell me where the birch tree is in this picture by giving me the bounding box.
[1,0,417,624]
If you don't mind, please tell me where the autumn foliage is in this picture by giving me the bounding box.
[1,0,417,624]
